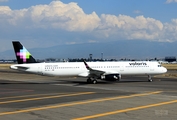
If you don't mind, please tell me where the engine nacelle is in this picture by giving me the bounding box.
[100,74,121,81]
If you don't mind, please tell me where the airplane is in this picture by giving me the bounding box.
[10,41,167,84]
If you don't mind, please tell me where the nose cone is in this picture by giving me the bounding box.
[163,67,167,73]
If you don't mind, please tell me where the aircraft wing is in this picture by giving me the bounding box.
[83,60,118,78]
[10,65,29,70]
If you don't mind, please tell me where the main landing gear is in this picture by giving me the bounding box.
[148,75,153,82]
[87,78,97,84]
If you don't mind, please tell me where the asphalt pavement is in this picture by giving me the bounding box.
[0,69,176,120]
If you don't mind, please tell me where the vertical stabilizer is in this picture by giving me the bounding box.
[12,41,36,64]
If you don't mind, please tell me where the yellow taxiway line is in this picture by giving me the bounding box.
[0,92,95,105]
[0,92,68,100]
[0,91,161,116]
[73,99,177,120]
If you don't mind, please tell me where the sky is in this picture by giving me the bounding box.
[0,0,177,58]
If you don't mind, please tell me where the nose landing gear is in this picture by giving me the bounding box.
[148,75,152,82]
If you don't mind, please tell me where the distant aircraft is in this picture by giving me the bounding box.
[10,41,167,84]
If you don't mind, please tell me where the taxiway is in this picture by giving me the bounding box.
[0,69,176,120]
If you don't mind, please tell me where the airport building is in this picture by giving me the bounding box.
[165,56,176,62]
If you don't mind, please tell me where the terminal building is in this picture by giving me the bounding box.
[165,56,176,62]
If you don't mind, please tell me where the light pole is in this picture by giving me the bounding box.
[101,53,103,60]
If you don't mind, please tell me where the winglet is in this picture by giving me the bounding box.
[12,41,37,64]
[83,60,92,70]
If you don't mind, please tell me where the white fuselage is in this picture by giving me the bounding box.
[10,61,167,78]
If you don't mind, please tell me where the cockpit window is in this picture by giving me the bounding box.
[158,65,162,67]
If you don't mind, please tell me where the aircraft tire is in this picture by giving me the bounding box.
[92,80,97,84]
[148,79,153,82]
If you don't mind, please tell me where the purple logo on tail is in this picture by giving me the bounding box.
[16,47,31,62]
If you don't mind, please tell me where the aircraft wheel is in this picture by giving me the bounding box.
[92,80,97,84]
[148,75,152,82]
[148,79,153,82]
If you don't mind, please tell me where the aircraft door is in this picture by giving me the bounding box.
[38,64,43,75]
[150,65,154,71]
[120,66,124,72]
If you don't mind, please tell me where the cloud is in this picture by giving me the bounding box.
[0,0,8,2]
[0,1,100,31]
[93,14,165,41]
[161,19,177,42]
[0,0,177,52]
[133,10,142,14]
[166,0,177,3]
